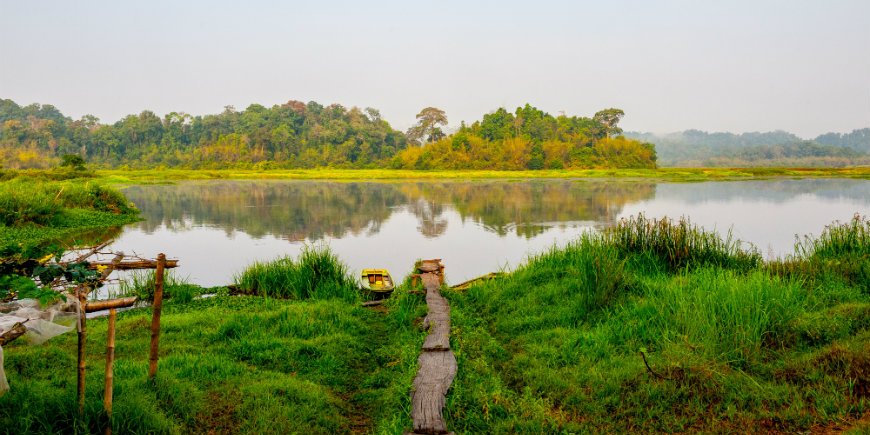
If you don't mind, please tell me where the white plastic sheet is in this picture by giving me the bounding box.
[0,298,79,396]
[0,298,77,345]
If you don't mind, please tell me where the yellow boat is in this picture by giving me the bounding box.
[360,269,395,294]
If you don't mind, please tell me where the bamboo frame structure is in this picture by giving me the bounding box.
[148,253,166,380]
[103,309,116,435]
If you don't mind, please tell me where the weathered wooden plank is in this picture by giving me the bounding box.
[422,275,450,351]
[409,260,456,435]
[411,350,457,434]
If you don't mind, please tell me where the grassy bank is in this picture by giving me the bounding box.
[444,215,870,433]
[0,173,139,256]
[84,166,870,183]
[2,217,869,433]
[0,249,429,434]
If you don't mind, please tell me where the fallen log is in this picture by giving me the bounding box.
[88,259,178,270]
[74,240,113,263]
[450,272,505,291]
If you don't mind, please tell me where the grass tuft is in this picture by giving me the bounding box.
[234,246,359,302]
[606,213,762,272]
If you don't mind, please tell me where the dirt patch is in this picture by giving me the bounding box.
[197,390,240,435]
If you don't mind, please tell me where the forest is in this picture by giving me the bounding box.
[392,105,657,170]
[628,128,870,167]
[0,99,657,170]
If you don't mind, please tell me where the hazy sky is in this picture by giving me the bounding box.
[1,0,868,137]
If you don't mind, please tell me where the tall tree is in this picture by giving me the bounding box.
[407,107,448,144]
[593,108,625,138]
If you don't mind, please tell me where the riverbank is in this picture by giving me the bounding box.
[89,166,870,183]
[1,215,868,433]
[0,174,140,255]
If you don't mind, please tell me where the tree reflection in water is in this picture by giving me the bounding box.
[121,180,658,241]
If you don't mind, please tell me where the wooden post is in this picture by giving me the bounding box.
[77,285,88,415]
[148,253,166,381]
[104,309,116,435]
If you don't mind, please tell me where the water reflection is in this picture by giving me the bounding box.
[109,178,870,287]
[122,180,657,241]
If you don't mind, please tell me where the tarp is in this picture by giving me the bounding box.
[0,298,78,396]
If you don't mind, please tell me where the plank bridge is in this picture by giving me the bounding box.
[408,259,457,435]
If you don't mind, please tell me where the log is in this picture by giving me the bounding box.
[100,254,125,281]
[421,275,450,352]
[104,309,116,435]
[86,297,138,313]
[417,262,440,273]
[0,322,27,346]
[450,272,504,291]
[74,240,113,263]
[409,260,456,435]
[88,259,178,270]
[148,253,166,380]
[411,349,457,434]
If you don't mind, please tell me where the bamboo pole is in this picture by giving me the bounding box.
[86,297,138,313]
[78,253,123,414]
[148,253,166,381]
[77,285,88,415]
[104,309,116,435]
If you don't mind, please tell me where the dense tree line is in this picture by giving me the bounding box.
[0,99,407,169]
[0,99,657,170]
[627,128,870,167]
[393,105,657,170]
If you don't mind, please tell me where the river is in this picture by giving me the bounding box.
[103,178,870,287]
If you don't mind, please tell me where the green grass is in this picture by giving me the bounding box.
[0,176,139,256]
[0,292,427,434]
[608,213,762,273]
[234,246,359,303]
[82,166,870,184]
[2,213,869,433]
[116,270,204,303]
[444,215,870,433]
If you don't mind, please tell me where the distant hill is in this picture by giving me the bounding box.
[625,128,870,167]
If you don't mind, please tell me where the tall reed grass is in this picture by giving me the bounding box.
[118,270,199,303]
[795,214,870,259]
[605,214,761,272]
[648,268,805,368]
[234,246,358,302]
[769,214,870,292]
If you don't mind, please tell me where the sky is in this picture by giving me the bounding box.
[1,0,868,138]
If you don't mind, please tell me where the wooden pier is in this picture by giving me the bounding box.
[409,259,456,435]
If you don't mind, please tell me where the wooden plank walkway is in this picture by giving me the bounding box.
[409,260,457,435]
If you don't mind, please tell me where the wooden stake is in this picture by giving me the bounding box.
[104,309,116,435]
[148,253,166,381]
[77,285,88,415]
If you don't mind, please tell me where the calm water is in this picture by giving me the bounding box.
[103,179,870,287]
